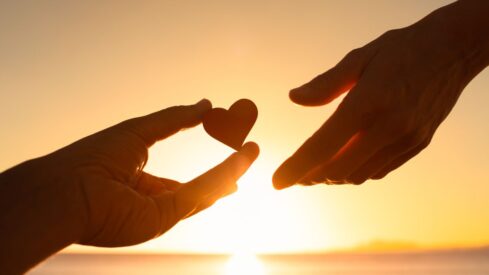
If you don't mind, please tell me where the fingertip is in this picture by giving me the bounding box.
[272,180,292,190]
[239,142,260,162]
[272,163,295,190]
[289,86,328,107]
[215,142,259,181]
[289,87,307,104]
[272,182,287,190]
[195,98,212,112]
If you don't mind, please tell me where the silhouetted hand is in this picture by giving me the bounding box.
[0,99,259,273]
[66,99,258,246]
[273,0,489,189]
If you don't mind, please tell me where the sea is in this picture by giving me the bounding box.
[31,249,489,275]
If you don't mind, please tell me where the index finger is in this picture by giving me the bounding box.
[174,142,259,219]
[273,101,363,190]
[117,99,212,147]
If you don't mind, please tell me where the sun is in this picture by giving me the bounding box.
[140,138,328,254]
[223,252,266,275]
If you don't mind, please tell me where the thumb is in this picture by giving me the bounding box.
[174,142,259,219]
[290,48,371,106]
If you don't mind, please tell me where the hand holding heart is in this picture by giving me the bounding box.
[0,99,260,274]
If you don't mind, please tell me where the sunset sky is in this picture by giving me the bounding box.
[1,0,488,254]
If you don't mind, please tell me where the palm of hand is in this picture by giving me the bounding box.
[47,102,258,247]
[54,123,173,246]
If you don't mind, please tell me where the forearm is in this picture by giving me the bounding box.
[389,0,489,93]
[454,0,489,46]
[424,0,489,74]
[0,158,86,274]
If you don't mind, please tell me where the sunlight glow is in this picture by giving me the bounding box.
[22,1,489,256]
[224,253,266,275]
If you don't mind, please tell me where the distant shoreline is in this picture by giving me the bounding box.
[58,245,489,257]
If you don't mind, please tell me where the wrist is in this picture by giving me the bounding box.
[0,157,87,273]
[404,0,489,85]
[429,0,489,67]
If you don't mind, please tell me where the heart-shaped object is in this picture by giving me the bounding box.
[203,99,258,150]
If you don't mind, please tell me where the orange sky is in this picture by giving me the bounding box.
[1,0,488,254]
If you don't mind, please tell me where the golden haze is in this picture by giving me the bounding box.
[0,0,488,254]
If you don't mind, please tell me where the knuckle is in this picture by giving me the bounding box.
[381,30,395,39]
[344,48,364,61]
[379,29,400,41]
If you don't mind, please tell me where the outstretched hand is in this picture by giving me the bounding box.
[59,99,259,246]
[0,99,259,273]
[273,0,489,189]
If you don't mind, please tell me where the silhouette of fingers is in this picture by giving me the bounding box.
[174,142,259,219]
[273,97,366,190]
[371,140,430,180]
[346,137,423,184]
[140,170,241,240]
[299,129,384,184]
[289,48,373,106]
[118,99,212,146]
[139,168,241,240]
[300,119,412,184]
